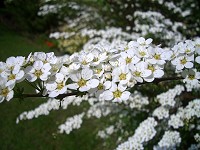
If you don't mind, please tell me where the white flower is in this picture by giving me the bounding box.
[195,56,200,64]
[88,76,111,100]
[102,83,130,102]
[144,64,164,82]
[78,52,94,67]
[171,55,194,70]
[33,52,57,64]
[148,47,167,65]
[182,69,200,84]
[136,46,150,58]
[1,69,24,86]
[129,37,153,48]
[6,56,25,69]
[0,62,7,76]
[25,60,51,82]
[46,73,67,97]
[118,50,140,67]
[130,61,152,83]
[0,78,14,103]
[90,49,107,66]
[68,68,99,92]
[112,65,131,84]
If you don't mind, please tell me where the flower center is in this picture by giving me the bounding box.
[93,57,99,62]
[8,74,16,80]
[34,70,43,77]
[113,90,122,98]
[10,66,14,70]
[139,51,146,57]
[126,57,132,64]
[96,69,102,74]
[154,54,161,60]
[124,46,129,51]
[148,65,155,72]
[119,73,126,80]
[78,78,87,87]
[57,82,64,90]
[97,83,104,90]
[185,49,191,53]
[188,74,195,80]
[82,60,88,65]
[180,57,187,65]
[1,88,9,97]
[134,71,141,77]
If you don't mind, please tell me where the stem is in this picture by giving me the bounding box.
[15,76,184,100]
[14,92,79,100]
[136,76,183,86]
[25,79,41,92]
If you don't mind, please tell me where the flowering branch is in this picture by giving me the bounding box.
[0,37,200,103]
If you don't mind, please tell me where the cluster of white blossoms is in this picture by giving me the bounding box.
[156,85,185,107]
[1,37,200,150]
[16,95,89,123]
[58,113,85,134]
[154,131,181,150]
[134,11,185,45]
[152,106,169,120]
[168,99,200,129]
[0,37,200,104]
[97,125,115,139]
[116,117,157,150]
[123,91,149,109]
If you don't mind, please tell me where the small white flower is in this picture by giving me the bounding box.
[25,61,51,82]
[46,73,67,97]
[195,56,200,64]
[112,65,131,84]
[182,69,200,84]
[102,83,130,102]
[118,50,140,66]
[148,47,166,65]
[68,68,99,92]
[78,52,94,67]
[171,55,194,70]
[130,61,152,83]
[0,78,14,103]
[144,64,164,82]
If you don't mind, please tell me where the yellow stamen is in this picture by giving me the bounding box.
[34,70,43,77]
[57,82,64,90]
[113,90,122,98]
[188,74,195,80]
[154,54,161,60]
[119,73,126,80]
[8,74,16,80]
[180,57,187,65]
[78,79,87,87]
[126,57,132,64]
[97,83,104,90]
[148,65,155,72]
[134,71,141,77]
[1,88,9,97]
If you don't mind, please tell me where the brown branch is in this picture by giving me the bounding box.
[14,76,184,100]
[136,76,183,86]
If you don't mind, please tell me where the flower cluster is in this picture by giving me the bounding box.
[116,117,157,150]
[154,131,181,149]
[58,113,85,134]
[0,38,200,104]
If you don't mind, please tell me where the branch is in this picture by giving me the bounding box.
[13,76,184,100]
[136,76,183,86]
